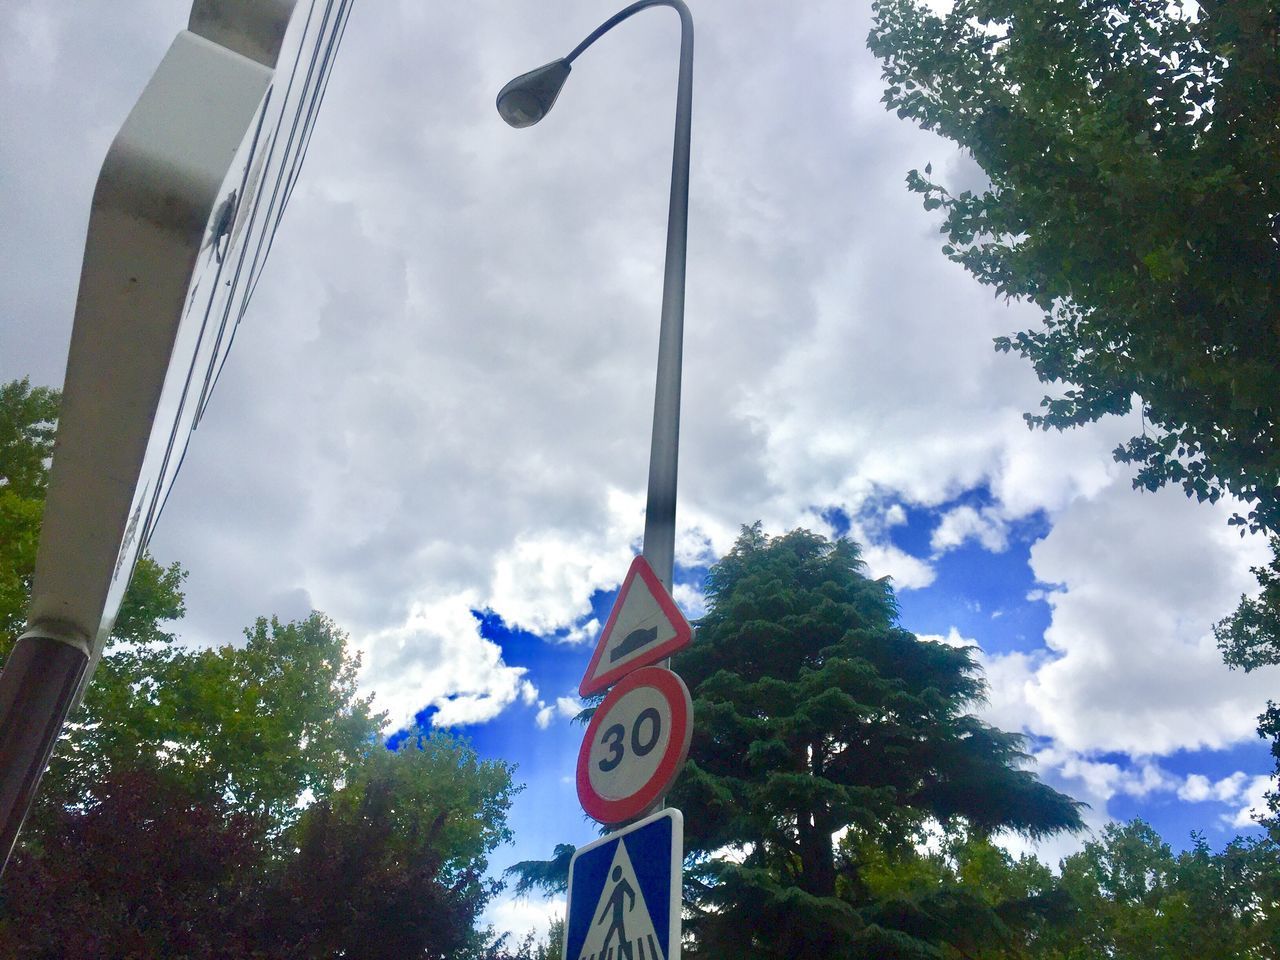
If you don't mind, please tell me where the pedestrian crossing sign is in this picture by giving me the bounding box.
[564,808,682,960]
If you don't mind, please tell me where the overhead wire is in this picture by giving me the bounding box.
[145,0,356,548]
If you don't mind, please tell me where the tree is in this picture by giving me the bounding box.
[140,612,385,828]
[668,525,1083,959]
[243,729,519,960]
[1039,820,1280,959]
[2,732,524,960]
[483,919,565,960]
[0,378,193,836]
[846,829,1075,960]
[0,378,60,642]
[0,378,385,835]
[0,769,260,960]
[506,843,576,898]
[33,609,385,837]
[867,0,1280,773]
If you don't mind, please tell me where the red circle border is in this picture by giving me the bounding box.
[576,666,693,825]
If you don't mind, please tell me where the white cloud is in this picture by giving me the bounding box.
[925,484,1273,758]
[919,627,974,649]
[1229,776,1276,828]
[486,490,643,636]
[1178,774,1214,803]
[673,582,707,620]
[534,704,555,730]
[559,617,601,647]
[931,504,1009,554]
[358,592,537,730]
[1176,771,1277,828]
[482,893,564,949]
[534,693,585,730]
[861,542,936,590]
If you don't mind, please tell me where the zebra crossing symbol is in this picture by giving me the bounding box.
[564,809,682,960]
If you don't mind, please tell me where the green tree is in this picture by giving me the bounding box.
[41,612,386,833]
[0,378,194,835]
[2,732,524,960]
[668,525,1083,959]
[0,378,385,835]
[867,0,1280,779]
[0,378,60,641]
[848,829,1074,960]
[506,843,576,897]
[243,730,519,959]
[1039,821,1280,960]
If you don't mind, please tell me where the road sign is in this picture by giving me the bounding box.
[579,556,693,697]
[577,666,692,824]
[565,808,683,960]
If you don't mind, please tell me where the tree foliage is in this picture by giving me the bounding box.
[1045,821,1279,959]
[506,843,576,898]
[0,376,520,952]
[668,525,1083,958]
[868,0,1280,802]
[0,769,259,960]
[2,733,519,960]
[242,730,518,959]
[31,609,385,836]
[0,378,59,642]
[848,821,1280,959]
[0,378,385,834]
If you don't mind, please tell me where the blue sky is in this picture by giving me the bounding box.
[2,0,1276,944]
[425,488,1276,938]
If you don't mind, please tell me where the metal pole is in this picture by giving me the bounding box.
[0,630,90,872]
[563,0,694,594]
[640,3,693,595]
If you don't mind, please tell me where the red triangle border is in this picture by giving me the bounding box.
[578,555,692,698]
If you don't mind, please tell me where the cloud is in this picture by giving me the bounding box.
[482,893,564,949]
[2,0,1271,808]
[1178,772,1246,804]
[486,490,643,636]
[1229,776,1276,828]
[919,627,974,649]
[559,617,601,647]
[673,582,707,620]
[1021,485,1275,756]
[1036,748,1176,802]
[1176,771,1277,828]
[931,504,1009,554]
[861,542,936,590]
[535,694,584,730]
[358,592,538,730]
[926,486,1273,758]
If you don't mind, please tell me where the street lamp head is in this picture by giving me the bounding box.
[496,59,572,128]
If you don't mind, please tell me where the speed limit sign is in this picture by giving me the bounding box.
[576,666,693,824]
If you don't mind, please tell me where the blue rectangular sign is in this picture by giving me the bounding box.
[564,808,682,960]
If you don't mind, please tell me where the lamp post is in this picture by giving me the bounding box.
[497,0,694,594]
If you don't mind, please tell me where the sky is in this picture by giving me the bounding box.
[2,0,1276,944]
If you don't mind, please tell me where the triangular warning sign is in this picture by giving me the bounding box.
[575,838,664,960]
[579,556,692,697]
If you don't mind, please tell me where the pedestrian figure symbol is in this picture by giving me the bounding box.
[599,866,636,954]
[574,838,664,960]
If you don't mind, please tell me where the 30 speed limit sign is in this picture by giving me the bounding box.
[576,666,693,824]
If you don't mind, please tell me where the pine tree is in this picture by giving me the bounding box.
[669,525,1083,959]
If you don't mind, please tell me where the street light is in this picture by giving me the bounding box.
[497,0,694,594]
